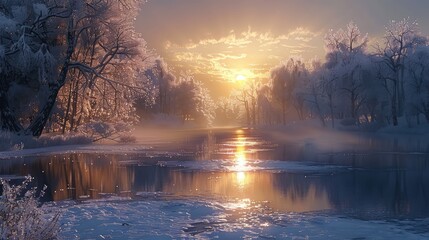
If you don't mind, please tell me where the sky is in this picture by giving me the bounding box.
[136,0,429,97]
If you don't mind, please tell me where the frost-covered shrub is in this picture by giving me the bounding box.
[0,131,93,151]
[78,121,135,142]
[0,176,60,240]
[38,134,92,146]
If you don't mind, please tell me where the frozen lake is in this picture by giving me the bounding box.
[1,128,429,239]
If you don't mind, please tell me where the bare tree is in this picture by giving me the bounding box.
[376,19,426,126]
[406,46,429,123]
[325,22,369,122]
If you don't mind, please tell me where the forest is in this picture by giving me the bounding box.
[0,1,428,141]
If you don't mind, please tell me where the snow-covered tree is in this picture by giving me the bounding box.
[316,66,338,127]
[324,22,370,123]
[325,22,368,62]
[405,45,429,123]
[232,78,262,126]
[170,75,215,126]
[270,58,307,124]
[214,96,241,125]
[257,84,276,125]
[376,18,426,125]
[142,58,176,115]
[0,0,153,136]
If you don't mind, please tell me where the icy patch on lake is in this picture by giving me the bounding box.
[156,159,346,173]
[59,196,429,239]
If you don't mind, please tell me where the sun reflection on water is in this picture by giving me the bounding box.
[232,130,251,189]
[232,130,249,168]
[223,198,252,210]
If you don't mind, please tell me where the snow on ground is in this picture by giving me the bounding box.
[0,126,208,159]
[57,195,429,240]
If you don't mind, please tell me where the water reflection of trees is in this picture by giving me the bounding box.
[272,154,429,219]
[154,170,331,212]
[39,154,135,201]
[0,135,428,220]
[0,154,135,201]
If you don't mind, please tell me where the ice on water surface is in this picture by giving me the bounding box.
[59,196,429,239]
[2,128,429,239]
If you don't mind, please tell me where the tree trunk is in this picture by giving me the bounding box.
[62,81,73,134]
[392,77,400,126]
[329,95,335,129]
[70,80,80,131]
[282,99,286,125]
[251,99,256,125]
[25,19,75,137]
[399,62,405,117]
[351,91,356,120]
[312,87,325,127]
[244,101,250,126]
[0,92,23,133]
[392,94,398,126]
[26,87,61,136]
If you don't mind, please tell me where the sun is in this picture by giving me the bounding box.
[235,74,247,82]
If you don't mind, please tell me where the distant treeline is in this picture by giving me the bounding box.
[215,21,429,129]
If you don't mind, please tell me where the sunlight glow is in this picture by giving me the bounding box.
[229,69,256,83]
[235,145,247,168]
[230,130,251,188]
[233,137,249,171]
[235,74,247,82]
[236,171,246,187]
[230,130,253,191]
[223,198,251,210]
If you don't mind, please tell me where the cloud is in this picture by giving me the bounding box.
[164,27,321,82]
[212,53,248,61]
[191,31,253,48]
[287,27,320,42]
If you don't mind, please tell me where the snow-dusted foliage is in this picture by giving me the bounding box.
[405,45,429,123]
[270,57,308,124]
[375,19,427,126]
[0,0,156,137]
[214,96,241,125]
[137,58,215,127]
[32,3,48,17]
[320,22,373,126]
[256,19,429,129]
[142,59,176,114]
[324,21,368,58]
[0,176,60,240]
[170,75,215,126]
